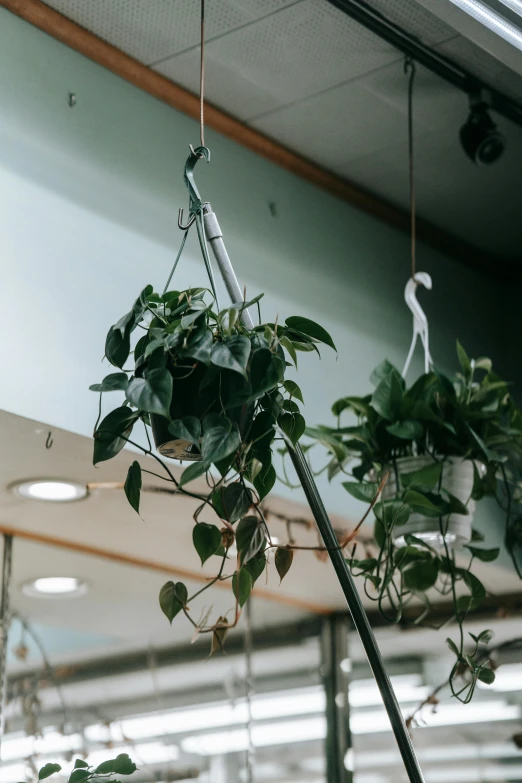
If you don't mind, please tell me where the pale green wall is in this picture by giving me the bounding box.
[0,10,514,522]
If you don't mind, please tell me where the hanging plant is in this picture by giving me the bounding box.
[19,754,137,783]
[91,284,335,648]
[307,342,522,701]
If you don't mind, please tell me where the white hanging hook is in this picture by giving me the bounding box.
[402,272,433,378]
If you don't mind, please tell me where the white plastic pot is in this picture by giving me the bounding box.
[382,455,480,549]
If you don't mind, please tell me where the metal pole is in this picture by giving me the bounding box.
[322,614,353,783]
[203,206,425,783]
[0,534,14,748]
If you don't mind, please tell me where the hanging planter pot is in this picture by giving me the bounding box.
[383,455,482,549]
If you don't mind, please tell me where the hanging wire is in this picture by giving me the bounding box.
[162,229,189,294]
[200,0,205,148]
[405,57,417,282]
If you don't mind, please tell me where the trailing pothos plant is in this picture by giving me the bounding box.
[20,753,137,783]
[307,342,522,702]
[91,285,335,652]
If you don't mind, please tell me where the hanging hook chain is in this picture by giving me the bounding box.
[404,57,417,283]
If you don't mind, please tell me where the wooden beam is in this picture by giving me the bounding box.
[0,524,332,615]
[0,0,500,273]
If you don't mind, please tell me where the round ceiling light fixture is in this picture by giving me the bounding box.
[22,577,89,598]
[11,479,88,502]
[460,101,506,165]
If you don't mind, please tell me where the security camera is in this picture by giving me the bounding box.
[460,99,506,165]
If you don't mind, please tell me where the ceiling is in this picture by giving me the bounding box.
[37,0,522,274]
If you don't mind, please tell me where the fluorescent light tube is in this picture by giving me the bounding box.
[448,0,522,49]
[498,0,522,17]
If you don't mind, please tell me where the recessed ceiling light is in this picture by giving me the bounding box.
[22,577,88,598]
[11,479,88,502]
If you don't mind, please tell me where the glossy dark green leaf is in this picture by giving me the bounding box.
[168,416,201,446]
[280,335,298,367]
[370,359,403,387]
[253,463,276,501]
[179,460,209,487]
[73,761,89,770]
[89,372,129,393]
[400,463,443,492]
[332,395,372,417]
[93,407,139,465]
[386,420,423,440]
[465,546,500,562]
[38,764,62,781]
[211,335,251,377]
[124,460,141,515]
[477,667,495,685]
[95,754,137,776]
[193,523,222,565]
[105,326,131,369]
[283,380,304,403]
[69,770,90,783]
[245,553,266,584]
[159,581,188,623]
[402,557,439,591]
[456,340,472,376]
[248,348,285,399]
[342,482,378,503]
[460,570,486,609]
[279,412,306,445]
[232,568,252,607]
[446,637,460,657]
[181,306,210,329]
[236,515,266,566]
[371,370,403,421]
[218,483,253,523]
[275,547,294,583]
[182,330,213,364]
[201,418,241,466]
[285,316,336,351]
[403,490,446,517]
[126,368,172,417]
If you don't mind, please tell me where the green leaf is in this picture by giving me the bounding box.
[370,360,403,387]
[89,372,129,393]
[283,380,304,403]
[342,482,377,503]
[456,340,472,375]
[477,667,495,685]
[168,416,201,446]
[460,570,486,609]
[466,425,494,462]
[403,490,446,517]
[69,770,91,783]
[248,348,285,400]
[371,370,403,420]
[254,463,276,500]
[232,568,252,607]
[275,547,294,583]
[159,581,188,623]
[285,316,336,351]
[38,764,62,781]
[236,516,266,566]
[403,557,439,591]
[210,617,229,656]
[201,416,240,465]
[95,754,137,776]
[181,330,213,364]
[180,306,210,329]
[73,761,90,770]
[193,523,221,565]
[280,335,298,367]
[245,553,266,584]
[93,407,139,465]
[179,460,209,486]
[332,395,372,417]
[211,335,251,377]
[144,338,165,360]
[126,368,172,417]
[279,412,306,445]
[105,325,131,369]
[446,637,460,657]
[386,420,423,440]
[124,461,141,515]
[401,463,443,492]
[216,483,253,523]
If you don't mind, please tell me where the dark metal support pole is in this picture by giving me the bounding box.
[203,204,425,783]
[322,614,353,783]
[289,446,424,783]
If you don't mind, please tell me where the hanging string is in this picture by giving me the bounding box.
[200,0,205,148]
[405,57,417,283]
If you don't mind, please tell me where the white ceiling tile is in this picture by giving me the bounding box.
[365,0,458,45]
[45,0,254,64]
[160,0,400,118]
[249,78,407,169]
[156,47,285,120]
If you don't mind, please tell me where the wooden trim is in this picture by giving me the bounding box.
[0,524,332,615]
[0,0,498,272]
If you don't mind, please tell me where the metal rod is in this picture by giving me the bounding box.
[202,203,255,329]
[322,614,353,783]
[0,534,14,747]
[203,209,425,782]
[326,0,522,128]
[289,446,424,783]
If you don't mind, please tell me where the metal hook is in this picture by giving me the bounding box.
[402,271,433,378]
[177,144,210,231]
[178,209,196,231]
[45,431,53,449]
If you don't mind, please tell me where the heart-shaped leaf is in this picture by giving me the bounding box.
[236,516,266,566]
[275,547,294,583]
[124,460,141,515]
[159,581,188,623]
[93,407,139,465]
[126,368,172,417]
[285,316,336,351]
[232,568,252,607]
[89,372,129,393]
[193,523,222,565]
[211,335,251,376]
